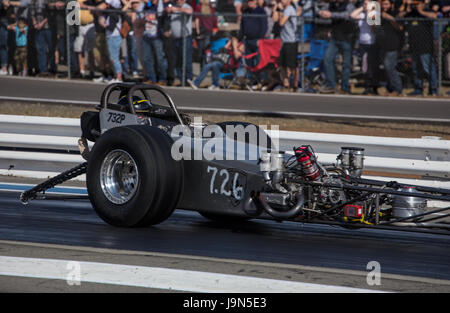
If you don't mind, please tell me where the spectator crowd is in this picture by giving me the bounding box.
[0,0,449,96]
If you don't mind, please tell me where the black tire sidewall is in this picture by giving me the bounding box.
[86,126,160,227]
[130,126,184,226]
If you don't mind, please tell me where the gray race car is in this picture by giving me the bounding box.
[21,83,450,233]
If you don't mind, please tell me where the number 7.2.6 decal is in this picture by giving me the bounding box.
[206,166,246,205]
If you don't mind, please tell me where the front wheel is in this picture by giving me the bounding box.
[86,125,183,227]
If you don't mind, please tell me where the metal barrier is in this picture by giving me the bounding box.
[0,114,448,182]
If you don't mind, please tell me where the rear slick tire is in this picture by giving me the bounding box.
[86,125,183,227]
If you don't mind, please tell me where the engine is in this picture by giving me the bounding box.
[252,145,438,227]
[252,144,390,226]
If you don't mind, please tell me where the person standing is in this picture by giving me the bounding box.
[48,0,66,71]
[398,0,438,96]
[161,0,175,85]
[234,0,244,25]
[11,18,28,76]
[0,0,11,75]
[259,0,275,39]
[121,0,139,78]
[443,1,450,82]
[375,0,403,96]
[351,0,380,95]
[129,0,146,78]
[31,0,55,76]
[319,0,355,94]
[167,0,193,85]
[273,0,298,92]
[74,0,95,78]
[142,0,168,84]
[239,0,267,61]
[194,0,217,69]
[99,0,124,82]
[81,0,112,82]
[5,0,16,75]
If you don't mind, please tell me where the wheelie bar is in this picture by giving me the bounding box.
[303,181,450,202]
[20,162,88,204]
[350,177,450,196]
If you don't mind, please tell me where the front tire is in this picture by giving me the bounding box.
[86,125,183,227]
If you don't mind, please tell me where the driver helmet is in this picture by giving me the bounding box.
[118,95,152,113]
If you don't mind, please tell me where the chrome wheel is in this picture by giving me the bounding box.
[100,149,139,204]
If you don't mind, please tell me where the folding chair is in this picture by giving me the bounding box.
[297,39,328,91]
[243,39,282,91]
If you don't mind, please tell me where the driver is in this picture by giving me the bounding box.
[117,95,153,114]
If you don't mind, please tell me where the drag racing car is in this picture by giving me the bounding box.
[20,83,450,233]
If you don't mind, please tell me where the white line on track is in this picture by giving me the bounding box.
[0,256,383,293]
[0,95,449,123]
[1,240,448,286]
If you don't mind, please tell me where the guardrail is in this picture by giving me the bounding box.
[271,130,449,179]
[0,114,449,183]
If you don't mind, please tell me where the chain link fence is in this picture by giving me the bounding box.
[0,2,449,96]
[297,16,448,96]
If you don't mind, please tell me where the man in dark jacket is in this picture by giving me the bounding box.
[239,0,267,63]
[375,0,403,95]
[399,0,438,96]
[0,0,10,75]
[161,0,175,85]
[318,0,355,94]
[31,0,56,75]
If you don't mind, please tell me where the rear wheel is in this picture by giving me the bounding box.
[134,126,184,226]
[86,125,183,227]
